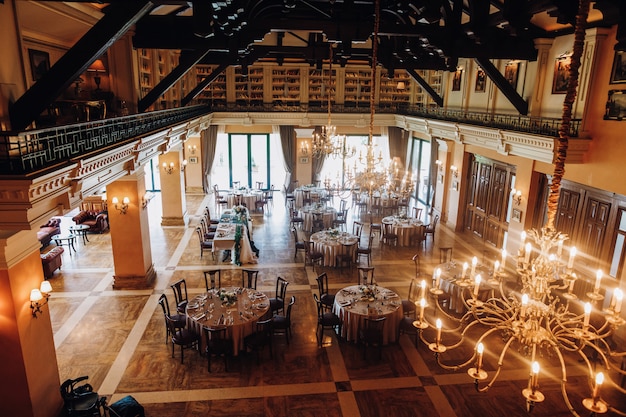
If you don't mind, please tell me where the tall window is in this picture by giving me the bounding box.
[145,158,162,192]
[319,135,388,188]
[408,138,431,206]
[211,133,283,189]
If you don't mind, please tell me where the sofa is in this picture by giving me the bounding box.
[41,246,64,279]
[72,210,109,233]
[37,218,61,248]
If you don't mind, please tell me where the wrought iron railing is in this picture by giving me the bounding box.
[0,103,581,176]
[0,105,210,175]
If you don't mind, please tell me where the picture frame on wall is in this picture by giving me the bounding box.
[188,156,198,164]
[452,69,463,91]
[28,49,50,81]
[299,157,309,164]
[604,90,626,120]
[475,69,486,92]
[552,56,571,94]
[610,51,626,84]
[512,209,522,223]
[504,62,519,88]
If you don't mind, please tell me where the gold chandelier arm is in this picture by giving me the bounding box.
[551,341,586,417]
[436,326,504,371]
[474,335,518,393]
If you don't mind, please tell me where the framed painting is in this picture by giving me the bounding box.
[610,51,626,84]
[512,209,522,223]
[604,90,626,120]
[28,49,50,81]
[475,69,486,92]
[552,56,571,94]
[188,156,198,164]
[504,62,519,88]
[452,69,462,91]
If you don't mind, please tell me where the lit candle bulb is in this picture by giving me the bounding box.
[434,268,441,289]
[420,279,426,299]
[494,260,500,275]
[557,239,563,257]
[473,274,482,298]
[471,256,478,276]
[567,247,577,269]
[435,318,442,345]
[524,243,532,264]
[594,269,603,293]
[583,302,591,331]
[476,342,484,372]
[568,273,577,293]
[615,288,623,314]
[500,249,507,270]
[461,262,468,280]
[419,298,426,322]
[520,231,526,246]
[530,361,540,391]
[592,372,604,402]
[521,294,529,318]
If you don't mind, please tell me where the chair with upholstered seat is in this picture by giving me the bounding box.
[203,326,232,372]
[439,247,453,263]
[412,253,421,278]
[352,221,364,239]
[355,234,374,266]
[402,278,420,318]
[196,227,215,260]
[158,294,186,344]
[357,266,375,286]
[412,207,423,221]
[382,222,398,246]
[369,213,382,242]
[241,269,259,289]
[313,293,342,347]
[292,228,306,260]
[204,269,222,291]
[60,376,102,417]
[272,295,295,344]
[305,240,324,272]
[165,315,199,364]
[244,318,273,364]
[289,207,304,229]
[170,279,188,314]
[316,272,335,311]
[335,241,356,271]
[269,277,289,315]
[213,185,229,212]
[424,214,440,243]
[204,207,220,225]
[359,316,386,359]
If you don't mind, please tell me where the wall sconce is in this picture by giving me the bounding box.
[450,165,459,178]
[87,59,107,91]
[187,145,197,155]
[141,192,155,209]
[181,159,188,172]
[511,188,522,205]
[300,141,309,156]
[112,196,129,214]
[435,159,443,172]
[162,162,175,174]
[30,280,52,318]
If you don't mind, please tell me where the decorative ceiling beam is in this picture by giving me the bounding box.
[474,57,528,115]
[9,1,154,131]
[406,68,444,107]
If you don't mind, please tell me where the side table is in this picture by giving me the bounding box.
[51,233,77,255]
[69,224,90,245]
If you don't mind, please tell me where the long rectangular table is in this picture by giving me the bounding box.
[212,209,257,264]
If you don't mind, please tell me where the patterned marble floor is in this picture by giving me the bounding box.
[47,192,622,417]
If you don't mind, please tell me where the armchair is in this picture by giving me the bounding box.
[72,210,109,233]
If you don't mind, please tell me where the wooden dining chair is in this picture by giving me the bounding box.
[269,277,289,315]
[170,279,188,313]
[355,234,374,266]
[305,240,324,272]
[272,295,296,344]
[241,269,259,289]
[313,293,342,347]
[165,315,199,364]
[196,227,215,260]
[292,228,306,260]
[244,319,273,364]
[316,272,335,310]
[382,222,398,246]
[157,294,186,344]
[204,269,222,291]
[203,326,232,372]
[359,316,386,359]
[402,278,419,318]
[412,207,423,221]
[439,247,453,263]
[357,266,375,286]
[412,253,421,277]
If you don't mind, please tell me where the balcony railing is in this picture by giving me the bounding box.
[0,103,581,176]
[0,105,210,175]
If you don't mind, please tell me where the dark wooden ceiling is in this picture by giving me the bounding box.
[9,0,626,130]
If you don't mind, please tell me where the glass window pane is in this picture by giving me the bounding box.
[211,133,230,189]
[230,134,248,187]
[418,140,431,203]
[610,234,625,277]
[250,134,268,188]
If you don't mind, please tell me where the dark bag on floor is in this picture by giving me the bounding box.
[106,395,145,417]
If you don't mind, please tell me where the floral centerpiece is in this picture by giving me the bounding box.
[359,285,376,301]
[219,289,238,307]
[326,228,340,239]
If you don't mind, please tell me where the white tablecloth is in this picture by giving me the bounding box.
[227,191,263,208]
[212,209,257,264]
[300,207,337,232]
[310,230,359,267]
[186,287,270,355]
[332,285,402,344]
[436,262,490,313]
[294,187,327,208]
[382,216,424,246]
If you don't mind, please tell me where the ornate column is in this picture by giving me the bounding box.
[107,170,156,289]
[0,230,62,417]
[529,38,554,117]
[159,150,189,226]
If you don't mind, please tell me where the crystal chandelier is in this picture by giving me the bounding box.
[311,44,356,160]
[413,0,626,414]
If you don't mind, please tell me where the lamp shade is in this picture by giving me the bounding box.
[40,280,52,294]
[30,289,43,302]
[88,59,107,73]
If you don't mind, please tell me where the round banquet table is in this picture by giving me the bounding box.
[186,287,270,355]
[227,191,263,208]
[310,230,359,267]
[300,206,337,232]
[294,187,327,208]
[382,216,424,246]
[332,285,403,344]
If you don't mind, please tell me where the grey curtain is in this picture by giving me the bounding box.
[311,127,326,184]
[388,126,409,167]
[200,125,218,193]
[280,125,296,191]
